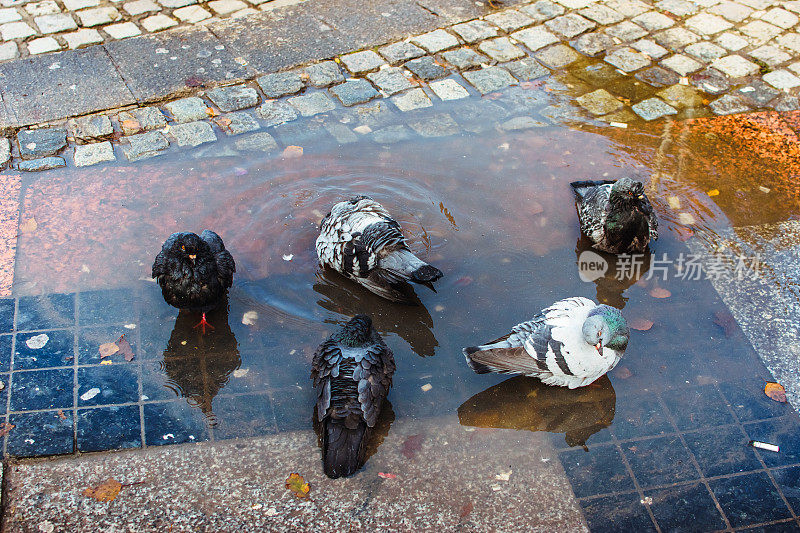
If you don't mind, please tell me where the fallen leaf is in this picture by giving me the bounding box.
[19,217,37,234]
[121,119,142,134]
[283,145,303,158]
[98,342,119,358]
[80,387,101,401]
[84,478,122,502]
[0,422,14,437]
[459,501,474,518]
[377,472,397,479]
[215,116,232,129]
[630,318,654,331]
[26,333,49,349]
[299,71,310,82]
[615,367,632,379]
[765,382,787,403]
[116,335,135,362]
[57,410,67,420]
[401,434,424,460]
[649,287,671,299]
[454,276,473,287]
[100,360,113,365]
[205,106,219,117]
[713,310,736,337]
[285,473,311,499]
[707,189,720,197]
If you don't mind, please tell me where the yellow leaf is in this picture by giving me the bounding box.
[84,478,122,502]
[707,189,719,197]
[100,360,113,365]
[283,145,303,158]
[206,107,219,117]
[649,287,671,299]
[285,473,311,499]
[765,382,787,403]
[19,217,37,234]
[215,116,232,128]
[99,342,119,358]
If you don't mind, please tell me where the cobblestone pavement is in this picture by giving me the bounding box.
[0,0,296,60]
[2,0,800,172]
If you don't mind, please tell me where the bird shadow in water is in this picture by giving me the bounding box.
[160,300,241,424]
[457,375,616,450]
[313,269,439,358]
[575,236,651,309]
[312,400,396,476]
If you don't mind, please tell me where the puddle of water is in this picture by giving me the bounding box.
[4,90,800,530]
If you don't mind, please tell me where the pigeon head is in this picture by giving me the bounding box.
[334,314,374,347]
[166,232,209,265]
[582,305,629,355]
[609,178,646,206]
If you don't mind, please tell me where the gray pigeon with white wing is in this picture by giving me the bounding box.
[316,196,443,302]
[463,297,629,389]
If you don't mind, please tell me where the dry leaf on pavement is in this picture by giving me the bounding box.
[765,382,787,403]
[98,342,119,358]
[83,478,122,502]
[285,473,310,499]
[116,334,135,362]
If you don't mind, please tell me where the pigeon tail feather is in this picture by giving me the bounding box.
[570,179,615,199]
[322,417,368,479]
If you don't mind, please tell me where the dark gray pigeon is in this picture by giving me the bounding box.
[570,177,658,253]
[315,196,443,303]
[311,314,395,478]
[463,297,629,389]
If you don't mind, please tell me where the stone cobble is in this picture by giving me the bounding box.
[4,0,800,171]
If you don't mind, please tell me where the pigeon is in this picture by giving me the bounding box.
[152,231,236,334]
[310,314,395,478]
[570,177,658,253]
[315,196,443,303]
[463,297,629,389]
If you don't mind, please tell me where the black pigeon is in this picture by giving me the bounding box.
[152,230,236,333]
[570,177,658,253]
[310,315,395,478]
[315,196,443,303]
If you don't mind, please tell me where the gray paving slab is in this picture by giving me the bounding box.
[105,27,251,103]
[0,46,135,128]
[2,417,589,532]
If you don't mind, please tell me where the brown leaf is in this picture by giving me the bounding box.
[120,119,142,135]
[765,382,787,403]
[205,107,219,118]
[214,116,232,129]
[116,334,135,362]
[649,287,671,299]
[0,422,14,438]
[630,318,654,331]
[285,473,310,499]
[84,478,122,502]
[713,310,736,337]
[614,367,632,379]
[19,217,37,234]
[57,409,67,420]
[283,145,303,158]
[98,342,119,359]
[401,434,424,460]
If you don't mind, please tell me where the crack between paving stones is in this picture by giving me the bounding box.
[416,2,439,17]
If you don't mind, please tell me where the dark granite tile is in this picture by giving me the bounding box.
[7,410,74,457]
[745,416,800,468]
[16,293,75,331]
[720,381,791,423]
[77,405,141,452]
[612,395,674,440]
[0,298,13,333]
[661,385,735,431]
[10,368,74,411]
[646,482,726,533]
[14,330,74,370]
[77,289,137,326]
[0,373,7,415]
[78,326,137,365]
[0,334,11,373]
[77,364,139,407]
[271,392,313,432]
[143,401,210,446]
[138,318,174,360]
[622,435,700,489]
[211,393,276,440]
[711,472,792,528]
[772,465,800,515]
[136,282,176,324]
[560,444,633,498]
[581,492,658,533]
[684,425,762,477]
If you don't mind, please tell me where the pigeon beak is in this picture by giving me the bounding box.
[595,341,603,354]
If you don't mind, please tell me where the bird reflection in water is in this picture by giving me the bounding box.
[457,375,616,449]
[161,300,240,424]
[575,237,652,309]
[313,269,439,358]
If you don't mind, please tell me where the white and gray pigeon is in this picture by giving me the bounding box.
[311,314,395,478]
[316,196,443,302]
[570,177,658,253]
[463,297,629,389]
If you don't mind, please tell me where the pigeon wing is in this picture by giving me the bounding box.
[310,339,344,422]
[353,340,395,428]
[575,183,612,243]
